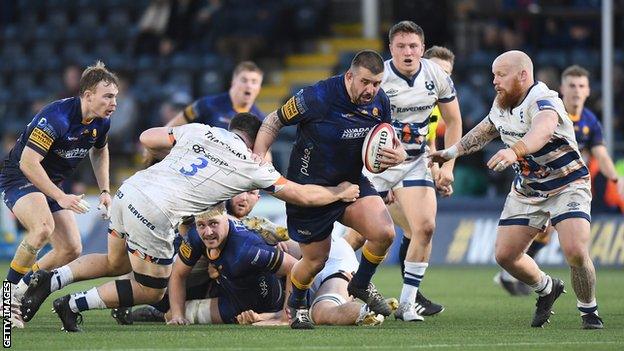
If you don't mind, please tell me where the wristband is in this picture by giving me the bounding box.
[442,145,459,159]
[100,189,110,195]
[511,140,528,158]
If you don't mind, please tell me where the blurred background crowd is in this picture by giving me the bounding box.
[1,0,623,213]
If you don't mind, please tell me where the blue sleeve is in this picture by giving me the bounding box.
[177,229,205,267]
[276,85,321,126]
[183,97,214,125]
[251,105,265,120]
[26,107,69,156]
[589,118,605,147]
[241,241,284,274]
[94,119,110,148]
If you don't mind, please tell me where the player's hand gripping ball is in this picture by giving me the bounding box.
[362,123,397,173]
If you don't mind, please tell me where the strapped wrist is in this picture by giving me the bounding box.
[100,189,110,195]
[511,140,528,158]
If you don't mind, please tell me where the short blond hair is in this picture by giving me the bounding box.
[195,202,227,221]
[423,46,455,67]
[79,61,118,96]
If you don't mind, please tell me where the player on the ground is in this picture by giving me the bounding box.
[343,24,462,321]
[431,50,603,329]
[164,204,296,325]
[495,64,624,296]
[237,234,398,326]
[0,61,117,327]
[20,113,360,332]
[253,50,407,329]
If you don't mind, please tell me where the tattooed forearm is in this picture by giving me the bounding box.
[571,262,596,303]
[258,111,284,139]
[457,117,499,156]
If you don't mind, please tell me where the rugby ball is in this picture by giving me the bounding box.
[362,123,397,174]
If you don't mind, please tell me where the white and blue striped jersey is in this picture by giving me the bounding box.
[381,59,456,157]
[487,82,589,199]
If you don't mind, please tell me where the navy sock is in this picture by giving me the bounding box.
[399,236,411,276]
[526,241,546,258]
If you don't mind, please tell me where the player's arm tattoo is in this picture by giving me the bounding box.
[258,111,284,140]
[457,117,499,156]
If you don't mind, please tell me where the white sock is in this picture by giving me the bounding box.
[577,299,598,316]
[531,273,552,296]
[51,266,74,292]
[14,280,28,300]
[400,262,428,304]
[69,287,106,313]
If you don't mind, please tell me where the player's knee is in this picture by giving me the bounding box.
[59,243,82,261]
[28,222,55,246]
[419,218,436,239]
[377,224,395,247]
[108,258,131,276]
[307,256,328,274]
[561,245,587,267]
[494,248,517,268]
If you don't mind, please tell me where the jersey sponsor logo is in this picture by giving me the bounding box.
[37,117,48,128]
[391,103,435,114]
[385,88,399,97]
[340,113,354,118]
[127,203,156,230]
[54,148,89,159]
[204,131,247,160]
[497,126,526,138]
[297,229,312,236]
[341,127,371,139]
[280,96,302,121]
[536,99,555,111]
[519,111,525,123]
[258,276,269,297]
[300,147,311,176]
[28,127,54,151]
[179,241,193,260]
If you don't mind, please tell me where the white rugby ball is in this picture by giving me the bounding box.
[362,123,397,174]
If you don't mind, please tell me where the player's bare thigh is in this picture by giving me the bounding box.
[393,186,437,236]
[12,192,55,243]
[48,210,82,256]
[341,195,394,243]
[495,225,541,261]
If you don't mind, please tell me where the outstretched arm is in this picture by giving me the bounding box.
[253,111,283,158]
[270,179,360,207]
[429,116,499,165]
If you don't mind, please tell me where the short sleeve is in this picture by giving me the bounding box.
[26,112,68,156]
[243,243,284,273]
[94,119,110,148]
[432,63,456,103]
[177,231,205,267]
[589,118,605,147]
[183,98,213,124]
[172,123,203,145]
[276,86,319,126]
[251,162,284,192]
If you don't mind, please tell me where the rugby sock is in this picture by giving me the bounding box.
[526,241,546,258]
[21,262,40,285]
[69,288,106,312]
[289,275,311,308]
[50,265,74,292]
[351,245,385,288]
[7,263,30,284]
[398,236,411,275]
[531,273,553,296]
[399,262,428,304]
[577,299,598,316]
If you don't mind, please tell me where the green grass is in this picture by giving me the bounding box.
[8,265,624,350]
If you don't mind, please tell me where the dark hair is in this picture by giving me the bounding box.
[561,64,590,80]
[79,61,119,96]
[232,61,264,79]
[350,50,384,75]
[229,112,262,144]
[388,20,425,44]
[423,46,455,66]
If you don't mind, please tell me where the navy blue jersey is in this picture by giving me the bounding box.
[182,92,264,128]
[177,219,284,317]
[277,75,392,186]
[1,97,110,183]
[571,108,604,152]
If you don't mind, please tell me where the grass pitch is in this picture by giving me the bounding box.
[8,265,623,350]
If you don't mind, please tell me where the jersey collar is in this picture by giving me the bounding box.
[389,60,421,88]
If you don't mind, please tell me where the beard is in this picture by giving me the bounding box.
[495,78,524,110]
